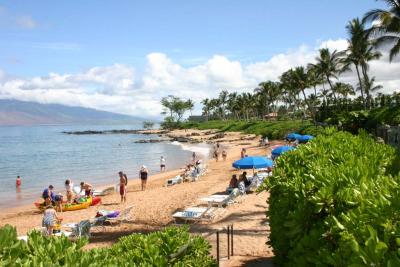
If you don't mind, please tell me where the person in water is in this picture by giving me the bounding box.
[139,165,148,191]
[80,182,93,197]
[16,176,21,187]
[42,205,61,236]
[118,171,127,203]
[160,156,166,172]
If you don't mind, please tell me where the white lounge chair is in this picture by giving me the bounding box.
[165,175,183,187]
[172,207,216,223]
[199,189,239,208]
[106,205,134,224]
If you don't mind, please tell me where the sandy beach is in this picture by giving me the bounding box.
[0,129,281,266]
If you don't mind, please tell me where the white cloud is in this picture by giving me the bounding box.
[1,39,399,118]
[15,15,37,29]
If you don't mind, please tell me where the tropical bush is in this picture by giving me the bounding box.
[181,120,324,139]
[261,128,400,266]
[0,225,216,266]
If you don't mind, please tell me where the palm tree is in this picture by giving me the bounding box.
[309,48,343,100]
[201,98,211,121]
[333,82,355,99]
[363,0,400,61]
[254,81,280,115]
[360,76,383,105]
[218,90,229,120]
[345,18,381,109]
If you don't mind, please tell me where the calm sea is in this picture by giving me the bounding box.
[0,124,211,209]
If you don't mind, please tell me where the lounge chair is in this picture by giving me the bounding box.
[106,205,134,224]
[165,175,183,186]
[63,215,107,233]
[199,189,239,208]
[172,206,216,223]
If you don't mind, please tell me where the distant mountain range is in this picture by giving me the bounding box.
[0,99,144,125]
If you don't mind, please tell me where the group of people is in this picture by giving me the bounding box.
[118,165,148,203]
[40,181,92,235]
[227,172,250,194]
[212,143,227,162]
[42,180,93,207]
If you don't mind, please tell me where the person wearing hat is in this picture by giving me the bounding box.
[139,166,148,191]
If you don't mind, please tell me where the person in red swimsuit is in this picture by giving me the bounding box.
[16,176,21,187]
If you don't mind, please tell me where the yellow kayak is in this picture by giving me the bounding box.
[34,197,93,212]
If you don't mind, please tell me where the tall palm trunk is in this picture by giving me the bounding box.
[355,64,366,109]
[361,64,371,109]
[326,75,337,101]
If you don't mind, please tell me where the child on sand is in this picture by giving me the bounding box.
[42,205,61,235]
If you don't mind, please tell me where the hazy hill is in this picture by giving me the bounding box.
[0,99,143,125]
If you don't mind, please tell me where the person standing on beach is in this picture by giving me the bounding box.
[192,152,196,162]
[118,171,127,203]
[160,156,166,172]
[222,150,227,161]
[139,165,148,191]
[213,149,219,162]
[241,148,246,158]
[16,176,21,187]
[80,182,93,197]
[65,179,74,203]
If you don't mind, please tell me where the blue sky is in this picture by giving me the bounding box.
[0,0,385,77]
[1,0,398,118]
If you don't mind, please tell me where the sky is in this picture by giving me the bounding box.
[0,0,399,118]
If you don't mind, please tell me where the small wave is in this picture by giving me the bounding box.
[170,141,212,158]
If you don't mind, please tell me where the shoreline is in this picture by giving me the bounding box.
[0,128,278,258]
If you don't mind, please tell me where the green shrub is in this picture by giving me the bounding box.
[180,120,323,139]
[261,128,400,266]
[0,225,216,267]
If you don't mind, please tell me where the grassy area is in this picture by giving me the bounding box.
[181,120,323,139]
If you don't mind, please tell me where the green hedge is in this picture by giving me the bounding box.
[181,120,324,139]
[0,225,216,266]
[262,128,400,266]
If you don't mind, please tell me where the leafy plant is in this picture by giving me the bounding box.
[0,225,216,267]
[261,129,400,266]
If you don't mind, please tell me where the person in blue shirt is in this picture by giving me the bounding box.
[42,185,55,206]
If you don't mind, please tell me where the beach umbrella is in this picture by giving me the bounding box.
[271,145,295,158]
[286,132,302,141]
[297,135,314,143]
[232,156,273,169]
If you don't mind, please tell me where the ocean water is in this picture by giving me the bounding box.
[0,124,211,209]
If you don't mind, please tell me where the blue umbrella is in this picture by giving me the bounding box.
[271,146,295,157]
[232,156,273,169]
[286,132,302,141]
[297,135,314,143]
